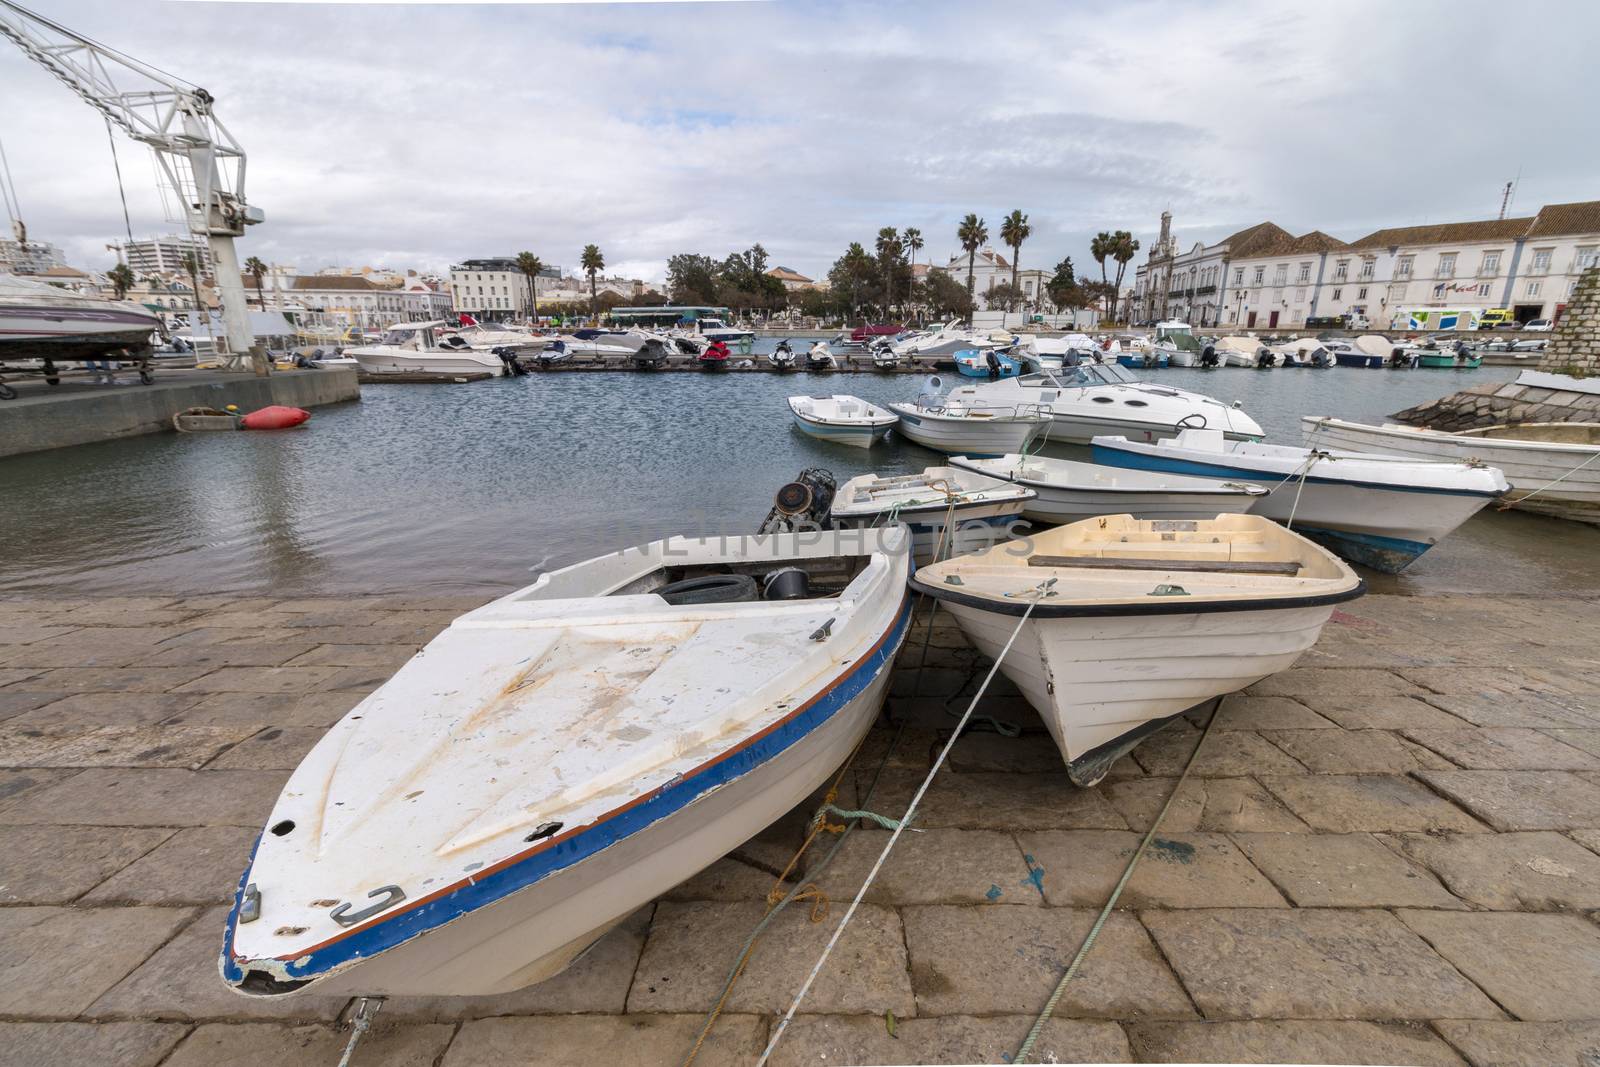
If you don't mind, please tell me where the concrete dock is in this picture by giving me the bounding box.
[1,590,1598,1065]
[0,368,360,459]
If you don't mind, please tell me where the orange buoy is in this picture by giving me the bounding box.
[239,405,310,430]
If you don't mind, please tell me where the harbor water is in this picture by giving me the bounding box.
[3,353,1595,599]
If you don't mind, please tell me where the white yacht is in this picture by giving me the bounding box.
[439,322,545,355]
[697,317,754,344]
[884,321,1007,363]
[346,322,506,377]
[0,272,162,362]
[949,363,1265,445]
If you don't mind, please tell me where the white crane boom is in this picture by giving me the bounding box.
[0,0,266,371]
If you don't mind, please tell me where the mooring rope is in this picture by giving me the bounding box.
[336,996,382,1067]
[1011,696,1225,1063]
[756,578,1056,1067]
[1496,446,1600,509]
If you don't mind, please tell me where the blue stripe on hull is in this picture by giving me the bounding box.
[224,595,914,986]
[1089,445,1502,499]
[1294,527,1432,573]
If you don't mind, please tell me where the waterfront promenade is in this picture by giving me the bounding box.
[1,590,1598,1065]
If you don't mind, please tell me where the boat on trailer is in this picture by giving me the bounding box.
[1090,427,1509,572]
[949,454,1268,524]
[222,528,912,998]
[787,394,897,448]
[911,514,1364,785]
[829,465,1034,563]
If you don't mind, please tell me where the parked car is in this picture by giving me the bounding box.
[1523,319,1554,332]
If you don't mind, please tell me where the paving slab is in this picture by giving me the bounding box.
[1431,1020,1600,1067]
[1404,727,1600,770]
[1422,693,1599,729]
[943,729,1073,773]
[141,641,322,669]
[1,693,203,730]
[0,723,250,768]
[164,690,365,729]
[82,825,257,905]
[1248,667,1423,699]
[866,767,1128,830]
[1209,695,1339,731]
[1102,776,1310,832]
[1018,830,1287,908]
[1398,911,1600,1022]
[162,1022,454,1067]
[1545,728,1600,759]
[379,906,650,1019]
[442,1014,765,1067]
[0,624,79,645]
[0,688,66,722]
[1232,831,1461,908]
[1141,908,1500,1020]
[0,768,80,815]
[0,905,195,1016]
[813,827,1039,906]
[1263,727,1455,773]
[766,1014,1131,1067]
[23,666,216,694]
[87,905,347,1022]
[0,633,192,670]
[1397,666,1564,697]
[169,665,347,695]
[900,904,1194,1019]
[1572,828,1600,855]
[1311,695,1475,731]
[203,726,327,770]
[1384,830,1600,911]
[0,1021,187,1067]
[0,825,172,903]
[1125,1020,1467,1065]
[283,643,420,669]
[1259,774,1486,832]
[1417,770,1600,831]
[663,855,787,903]
[1132,723,1308,777]
[0,768,285,827]
[629,899,913,1016]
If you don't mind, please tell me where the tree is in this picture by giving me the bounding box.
[107,262,135,301]
[874,227,904,310]
[957,214,987,320]
[515,251,544,321]
[827,242,879,318]
[986,281,1025,313]
[999,209,1031,296]
[914,270,974,320]
[1046,257,1087,310]
[580,244,604,319]
[243,256,268,309]
[1090,232,1113,304]
[715,244,786,314]
[903,227,923,272]
[179,250,204,327]
[1110,230,1140,321]
[666,253,720,305]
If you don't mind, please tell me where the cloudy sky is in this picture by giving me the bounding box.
[3,0,1596,285]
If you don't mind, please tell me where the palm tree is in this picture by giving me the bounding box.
[1110,231,1141,322]
[903,227,923,271]
[515,251,544,322]
[874,226,902,311]
[243,255,268,309]
[1088,231,1113,319]
[957,214,987,320]
[180,250,204,325]
[580,245,604,320]
[107,263,134,301]
[999,209,1031,302]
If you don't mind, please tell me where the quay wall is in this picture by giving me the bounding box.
[0,368,360,459]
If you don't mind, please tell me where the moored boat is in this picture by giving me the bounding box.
[1091,427,1509,571]
[347,321,506,378]
[222,527,913,998]
[910,514,1364,785]
[787,394,897,448]
[829,465,1034,562]
[1301,415,1600,525]
[886,379,1050,457]
[949,453,1268,524]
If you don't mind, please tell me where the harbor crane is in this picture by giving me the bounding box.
[0,0,267,373]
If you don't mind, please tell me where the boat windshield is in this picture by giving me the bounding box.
[1023,363,1137,388]
[378,328,414,345]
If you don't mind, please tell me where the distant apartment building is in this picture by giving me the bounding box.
[119,234,213,276]
[0,239,68,275]
[284,275,450,327]
[1133,200,1600,329]
[450,258,539,319]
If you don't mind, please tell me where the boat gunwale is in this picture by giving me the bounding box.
[910,568,1365,618]
[1304,416,1600,456]
[947,456,1270,498]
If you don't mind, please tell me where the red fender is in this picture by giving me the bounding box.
[239,405,310,430]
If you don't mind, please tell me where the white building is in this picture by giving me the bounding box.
[1133,214,1338,327]
[285,276,449,328]
[933,248,1051,311]
[119,234,213,276]
[0,239,67,274]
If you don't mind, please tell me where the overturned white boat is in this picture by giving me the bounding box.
[911,515,1363,785]
[950,454,1268,524]
[1091,427,1509,572]
[787,394,897,448]
[222,528,912,998]
[830,465,1034,562]
[1302,415,1600,525]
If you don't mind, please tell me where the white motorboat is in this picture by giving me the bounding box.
[346,322,506,377]
[806,341,838,371]
[887,376,1050,456]
[222,527,912,998]
[787,394,897,448]
[950,364,1266,445]
[886,321,1005,363]
[542,330,650,359]
[1021,333,1101,371]
[1272,337,1334,368]
[1302,415,1600,525]
[1091,427,1509,571]
[0,271,161,361]
[910,514,1363,786]
[1151,321,1202,367]
[950,454,1268,524]
[697,317,754,345]
[1214,336,1271,367]
[829,465,1034,563]
[439,322,545,355]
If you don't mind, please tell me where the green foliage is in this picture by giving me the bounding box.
[915,269,973,318]
[957,213,988,301]
[986,281,1025,312]
[107,262,135,301]
[515,251,544,316]
[828,241,880,316]
[666,253,720,304]
[999,209,1031,289]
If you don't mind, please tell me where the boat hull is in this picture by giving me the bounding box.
[1016,484,1261,525]
[0,305,160,360]
[349,350,505,377]
[889,407,1046,457]
[792,415,890,448]
[833,503,1026,563]
[1334,353,1387,369]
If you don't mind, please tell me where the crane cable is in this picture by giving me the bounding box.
[104,116,135,255]
[0,127,23,239]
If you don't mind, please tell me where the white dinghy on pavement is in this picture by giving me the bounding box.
[950,453,1268,524]
[911,514,1364,786]
[829,465,1034,563]
[222,527,912,999]
[787,394,897,448]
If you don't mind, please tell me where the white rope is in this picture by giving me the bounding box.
[1284,450,1323,531]
[755,578,1056,1067]
[336,996,382,1067]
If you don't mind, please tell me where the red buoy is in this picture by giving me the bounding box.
[239,405,310,430]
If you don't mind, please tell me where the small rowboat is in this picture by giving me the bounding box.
[829,465,1035,562]
[222,528,912,998]
[911,514,1363,785]
[787,394,897,448]
[949,453,1267,524]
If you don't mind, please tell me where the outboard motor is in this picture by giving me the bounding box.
[1310,349,1331,368]
[494,347,526,375]
[1255,349,1277,369]
[758,467,838,534]
[1199,344,1219,368]
[1141,351,1158,369]
[1388,350,1411,368]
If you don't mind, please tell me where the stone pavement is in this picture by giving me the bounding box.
[1,592,1598,1066]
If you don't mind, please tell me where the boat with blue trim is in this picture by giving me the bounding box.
[787,394,896,447]
[221,527,912,998]
[1090,427,1509,572]
[828,465,1034,563]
